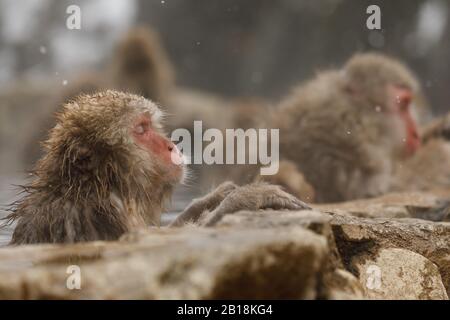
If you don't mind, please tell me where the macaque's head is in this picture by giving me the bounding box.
[45,90,184,196]
[343,53,421,157]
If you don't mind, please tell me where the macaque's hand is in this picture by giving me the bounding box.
[200,182,311,226]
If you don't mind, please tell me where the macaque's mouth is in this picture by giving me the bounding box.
[170,145,185,166]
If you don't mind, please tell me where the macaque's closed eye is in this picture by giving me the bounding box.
[134,120,150,135]
[133,114,152,135]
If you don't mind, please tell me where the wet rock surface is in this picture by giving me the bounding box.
[0,190,450,299]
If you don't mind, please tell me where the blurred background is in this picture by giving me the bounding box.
[0,0,449,243]
[1,0,449,106]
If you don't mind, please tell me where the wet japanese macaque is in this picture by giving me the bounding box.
[2,91,308,245]
[270,53,423,203]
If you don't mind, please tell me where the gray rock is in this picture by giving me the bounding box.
[1,190,450,300]
[0,226,327,299]
[317,190,450,220]
[355,248,448,300]
[330,214,450,296]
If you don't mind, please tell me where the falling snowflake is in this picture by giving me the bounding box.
[62,80,68,86]
[39,46,47,54]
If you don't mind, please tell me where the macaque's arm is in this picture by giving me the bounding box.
[171,182,311,227]
[201,183,311,226]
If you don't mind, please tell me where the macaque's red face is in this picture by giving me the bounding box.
[131,113,184,181]
[387,85,421,157]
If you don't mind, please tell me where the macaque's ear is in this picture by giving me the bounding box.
[62,143,95,173]
[77,146,91,158]
[71,145,92,162]
[71,144,101,173]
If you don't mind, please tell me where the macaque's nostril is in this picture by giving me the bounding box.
[168,145,174,152]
